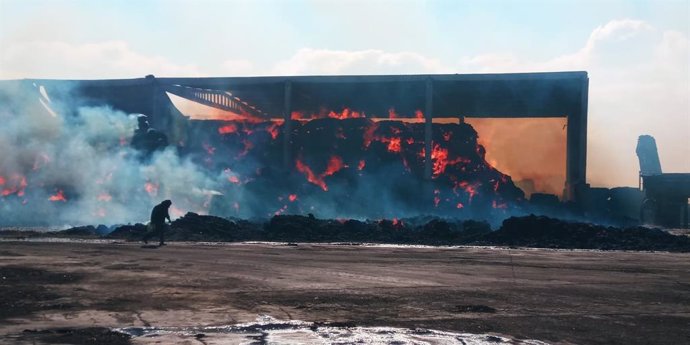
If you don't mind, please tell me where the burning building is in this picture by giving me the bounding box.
[0,72,589,224]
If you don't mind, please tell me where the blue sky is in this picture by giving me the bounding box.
[1,0,688,187]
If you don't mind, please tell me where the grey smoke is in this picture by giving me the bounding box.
[0,82,218,226]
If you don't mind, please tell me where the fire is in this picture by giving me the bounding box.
[388,108,398,119]
[295,159,326,191]
[295,155,346,191]
[328,108,364,120]
[456,202,464,209]
[433,189,440,207]
[228,175,240,184]
[0,174,27,197]
[362,122,380,148]
[218,123,238,134]
[291,111,303,120]
[266,122,280,140]
[456,181,479,203]
[145,182,159,196]
[386,137,401,153]
[323,156,346,177]
[288,194,298,202]
[49,190,67,202]
[358,160,366,171]
[238,139,254,157]
[97,193,112,202]
[415,110,424,119]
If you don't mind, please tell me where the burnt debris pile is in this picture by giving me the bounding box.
[481,215,690,251]
[197,117,524,219]
[7,213,683,252]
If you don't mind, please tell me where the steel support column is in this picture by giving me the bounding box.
[424,78,433,179]
[565,76,589,202]
[283,81,293,169]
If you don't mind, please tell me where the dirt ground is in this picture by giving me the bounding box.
[0,240,689,344]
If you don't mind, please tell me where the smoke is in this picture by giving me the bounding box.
[0,82,218,226]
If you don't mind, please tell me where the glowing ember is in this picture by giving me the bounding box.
[288,194,298,202]
[295,155,346,191]
[388,108,398,119]
[456,202,464,209]
[1,175,27,197]
[48,190,67,202]
[433,189,441,207]
[358,160,366,171]
[328,108,364,120]
[295,159,326,191]
[386,137,401,153]
[415,110,424,119]
[266,122,280,140]
[323,156,346,177]
[456,181,479,203]
[291,111,303,120]
[228,175,240,184]
[218,123,238,134]
[145,182,159,196]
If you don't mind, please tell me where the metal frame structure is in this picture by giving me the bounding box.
[26,71,589,201]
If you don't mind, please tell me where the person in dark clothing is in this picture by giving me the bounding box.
[143,200,172,246]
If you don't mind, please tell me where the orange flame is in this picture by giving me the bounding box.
[386,137,401,153]
[295,159,326,191]
[295,155,346,191]
[328,108,364,120]
[266,122,280,140]
[456,181,479,203]
[1,175,27,197]
[218,123,238,134]
[49,190,67,202]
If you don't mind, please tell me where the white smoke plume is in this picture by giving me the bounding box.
[0,82,219,226]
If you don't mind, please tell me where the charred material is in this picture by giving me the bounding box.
[196,118,524,219]
[63,213,690,252]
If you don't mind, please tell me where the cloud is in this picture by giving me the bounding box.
[0,40,202,79]
[271,48,449,75]
[1,19,686,189]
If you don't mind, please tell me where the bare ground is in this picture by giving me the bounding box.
[0,240,689,344]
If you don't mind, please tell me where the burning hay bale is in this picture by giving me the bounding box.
[196,117,525,219]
